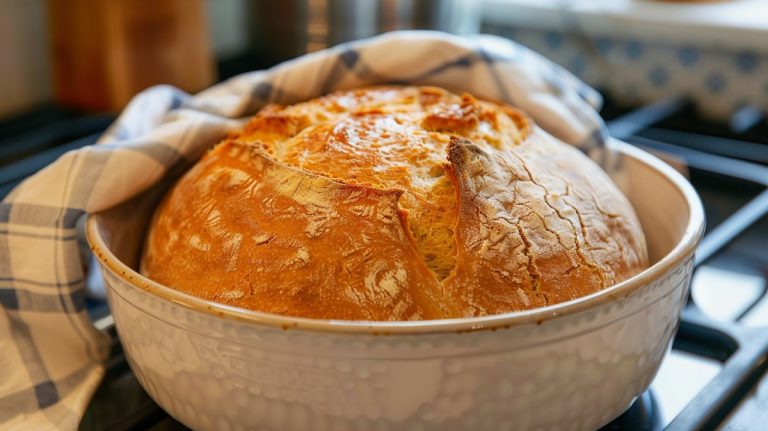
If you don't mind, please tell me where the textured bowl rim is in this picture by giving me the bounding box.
[86,139,705,335]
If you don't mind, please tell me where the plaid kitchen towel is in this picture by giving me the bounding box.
[0,31,606,430]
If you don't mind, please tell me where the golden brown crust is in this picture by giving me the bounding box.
[233,86,531,280]
[142,86,648,320]
[142,141,454,320]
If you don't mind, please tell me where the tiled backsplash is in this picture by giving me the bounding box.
[483,22,768,121]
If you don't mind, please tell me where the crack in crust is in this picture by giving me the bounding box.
[506,150,609,287]
[443,134,647,316]
[142,140,455,321]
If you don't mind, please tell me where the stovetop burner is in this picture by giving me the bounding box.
[2,92,767,430]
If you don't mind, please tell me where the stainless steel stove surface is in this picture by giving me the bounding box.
[1,94,767,431]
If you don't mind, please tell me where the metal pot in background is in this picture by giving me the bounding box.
[247,0,481,64]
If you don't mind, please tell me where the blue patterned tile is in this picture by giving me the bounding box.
[593,36,613,55]
[677,47,700,67]
[648,67,669,88]
[544,31,564,50]
[705,73,727,94]
[734,52,759,73]
[625,40,645,60]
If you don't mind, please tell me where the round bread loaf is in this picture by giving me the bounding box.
[141,86,648,320]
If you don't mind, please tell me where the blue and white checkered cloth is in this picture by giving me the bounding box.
[0,31,606,429]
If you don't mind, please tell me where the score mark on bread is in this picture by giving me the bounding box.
[143,141,453,320]
[141,86,648,320]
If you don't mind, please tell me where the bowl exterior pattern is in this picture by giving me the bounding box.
[100,256,693,431]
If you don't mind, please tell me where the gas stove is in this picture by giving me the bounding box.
[1,93,766,430]
[602,97,768,430]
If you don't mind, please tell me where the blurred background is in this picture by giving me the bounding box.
[2,0,768,119]
[2,1,768,430]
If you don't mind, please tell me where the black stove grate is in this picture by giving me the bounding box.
[605,98,768,431]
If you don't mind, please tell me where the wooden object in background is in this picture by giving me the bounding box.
[49,0,215,112]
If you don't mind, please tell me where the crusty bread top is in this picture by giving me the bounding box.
[240,86,530,280]
[141,86,648,320]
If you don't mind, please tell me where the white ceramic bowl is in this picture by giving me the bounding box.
[87,140,704,431]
